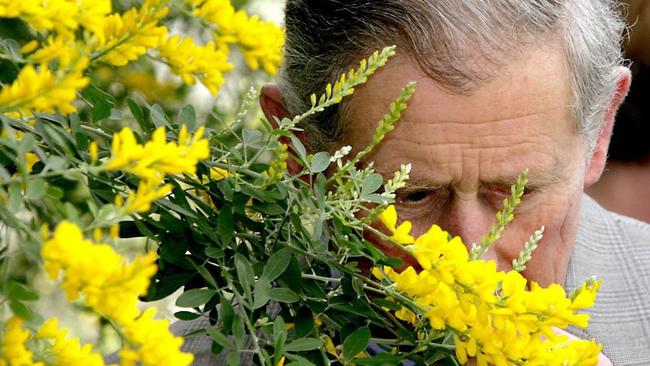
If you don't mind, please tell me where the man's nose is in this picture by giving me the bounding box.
[437,193,496,259]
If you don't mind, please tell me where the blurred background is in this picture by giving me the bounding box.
[587,0,650,223]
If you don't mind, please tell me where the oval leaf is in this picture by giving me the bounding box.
[262,248,292,281]
[176,288,216,308]
[269,287,300,303]
[343,326,370,361]
[285,338,324,352]
[310,151,330,173]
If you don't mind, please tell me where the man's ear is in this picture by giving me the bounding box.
[260,83,304,176]
[260,84,290,128]
[584,67,632,188]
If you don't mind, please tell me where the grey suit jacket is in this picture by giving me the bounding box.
[564,195,650,365]
[162,195,650,365]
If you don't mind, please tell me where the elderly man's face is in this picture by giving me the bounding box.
[339,45,592,287]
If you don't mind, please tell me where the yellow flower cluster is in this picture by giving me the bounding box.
[42,221,157,324]
[103,125,209,212]
[265,143,288,180]
[0,0,111,37]
[188,0,284,74]
[104,126,209,181]
[157,35,233,95]
[118,308,194,366]
[0,317,39,366]
[374,205,603,366]
[0,0,281,115]
[34,318,105,366]
[0,316,105,366]
[40,221,193,366]
[0,48,89,115]
[92,0,169,66]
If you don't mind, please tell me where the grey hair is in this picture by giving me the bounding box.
[278,0,627,153]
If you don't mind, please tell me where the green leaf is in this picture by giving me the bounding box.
[188,259,217,289]
[205,247,224,259]
[261,248,292,282]
[6,281,38,301]
[253,278,271,309]
[43,156,68,172]
[361,173,383,198]
[8,183,22,212]
[220,293,235,332]
[174,311,201,321]
[206,327,235,349]
[242,129,263,148]
[227,351,240,366]
[343,326,370,361]
[177,105,197,132]
[232,316,244,347]
[81,84,115,121]
[290,135,307,163]
[127,98,150,131]
[371,298,401,312]
[176,288,217,308]
[150,104,172,129]
[269,288,300,303]
[294,306,314,338]
[156,199,198,219]
[314,173,326,208]
[25,178,46,199]
[273,316,287,362]
[284,338,323,352]
[218,205,234,245]
[16,133,35,156]
[235,254,254,303]
[9,300,35,321]
[310,152,330,173]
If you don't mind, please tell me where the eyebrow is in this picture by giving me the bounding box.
[386,169,563,192]
[377,154,565,191]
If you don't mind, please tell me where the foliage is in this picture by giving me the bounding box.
[0,1,604,365]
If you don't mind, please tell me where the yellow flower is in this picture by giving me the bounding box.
[103,126,209,182]
[158,35,233,95]
[228,11,284,74]
[188,0,235,32]
[0,317,39,366]
[42,221,158,324]
[376,204,603,365]
[570,279,602,310]
[0,53,89,115]
[92,0,168,67]
[265,143,288,181]
[122,179,172,213]
[210,166,228,181]
[378,205,414,244]
[0,0,22,18]
[89,141,99,163]
[35,318,105,366]
[25,153,39,173]
[119,308,194,366]
[187,0,284,74]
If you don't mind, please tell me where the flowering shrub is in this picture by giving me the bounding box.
[0,1,603,365]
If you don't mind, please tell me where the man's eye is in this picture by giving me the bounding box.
[397,190,432,204]
[484,187,536,208]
